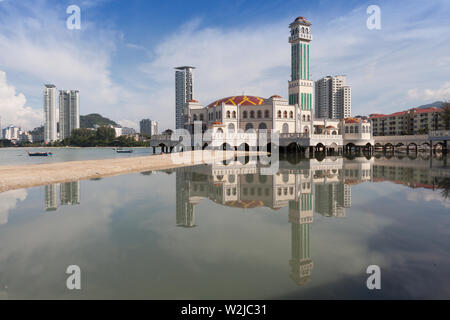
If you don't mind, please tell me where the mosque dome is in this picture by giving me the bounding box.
[206,95,265,108]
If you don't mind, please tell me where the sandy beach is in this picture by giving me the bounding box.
[0,150,261,193]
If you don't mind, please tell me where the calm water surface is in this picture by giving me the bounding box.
[0,153,448,299]
[0,147,160,166]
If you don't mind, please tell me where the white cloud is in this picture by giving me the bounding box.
[407,189,450,208]
[0,70,42,129]
[407,82,450,102]
[0,189,27,225]
[117,119,139,130]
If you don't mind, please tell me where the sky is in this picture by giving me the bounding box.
[0,0,449,131]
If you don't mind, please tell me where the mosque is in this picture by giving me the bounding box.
[170,16,374,153]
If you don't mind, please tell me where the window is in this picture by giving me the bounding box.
[277,110,281,118]
[232,111,236,118]
[350,126,354,133]
[193,114,197,121]
[355,126,359,133]
[302,115,306,121]
[307,115,310,121]
[289,111,293,118]
[245,123,254,131]
[250,110,255,118]
[228,123,235,132]
[283,111,287,118]
[345,126,349,133]
[243,111,248,118]
[282,123,289,133]
[257,110,262,118]
[226,111,231,118]
[200,114,204,121]
[264,110,270,118]
[258,122,267,130]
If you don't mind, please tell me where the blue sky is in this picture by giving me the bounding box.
[0,0,449,130]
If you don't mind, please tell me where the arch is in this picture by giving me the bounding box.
[289,111,293,118]
[283,111,288,118]
[332,130,337,135]
[307,115,310,121]
[277,110,282,118]
[264,110,270,118]
[221,142,232,150]
[287,142,298,153]
[258,122,267,130]
[303,126,309,134]
[282,123,289,133]
[315,143,325,152]
[243,111,248,118]
[232,111,236,118]
[216,128,224,134]
[228,123,235,132]
[245,123,254,132]
[302,115,306,121]
[226,110,231,118]
[238,143,250,152]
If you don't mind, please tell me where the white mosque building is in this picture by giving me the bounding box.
[155,16,374,153]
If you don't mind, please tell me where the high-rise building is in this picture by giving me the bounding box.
[175,66,195,129]
[44,84,58,143]
[315,75,351,119]
[45,184,58,211]
[60,181,80,205]
[140,119,159,137]
[288,16,313,135]
[2,125,21,141]
[59,90,80,139]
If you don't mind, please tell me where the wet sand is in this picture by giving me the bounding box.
[0,150,261,193]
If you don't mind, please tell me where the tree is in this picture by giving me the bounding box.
[96,126,116,143]
[440,102,450,130]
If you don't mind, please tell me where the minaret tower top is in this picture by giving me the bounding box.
[289,16,313,43]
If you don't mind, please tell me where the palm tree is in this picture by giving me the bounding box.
[440,102,450,130]
[437,177,450,200]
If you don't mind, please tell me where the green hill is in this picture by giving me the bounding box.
[80,113,120,128]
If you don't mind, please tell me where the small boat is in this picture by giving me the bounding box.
[116,148,133,154]
[28,151,53,157]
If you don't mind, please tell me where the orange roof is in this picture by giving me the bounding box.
[344,117,360,123]
[206,95,265,108]
[189,99,199,103]
[413,107,442,114]
[270,94,282,99]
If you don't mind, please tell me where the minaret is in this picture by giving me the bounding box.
[288,17,313,135]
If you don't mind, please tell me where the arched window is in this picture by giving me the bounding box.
[226,111,231,118]
[232,111,236,118]
[243,111,248,118]
[264,110,270,118]
[289,111,293,118]
[303,126,309,134]
[258,122,267,130]
[282,123,289,133]
[307,115,310,121]
[350,126,354,133]
[200,114,204,121]
[193,114,198,121]
[217,128,223,133]
[228,123,235,132]
[355,126,359,133]
[345,126,349,133]
[250,110,255,118]
[283,111,287,118]
[302,115,306,121]
[277,110,282,118]
[245,123,254,132]
[257,110,262,118]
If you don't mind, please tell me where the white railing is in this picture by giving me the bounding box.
[280,133,309,139]
[430,130,450,137]
[310,134,343,140]
[374,135,428,142]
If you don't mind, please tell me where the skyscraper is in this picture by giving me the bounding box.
[175,66,195,129]
[315,75,351,119]
[140,119,159,137]
[44,84,57,143]
[59,90,80,139]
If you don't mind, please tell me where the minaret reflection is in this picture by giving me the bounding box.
[174,156,376,285]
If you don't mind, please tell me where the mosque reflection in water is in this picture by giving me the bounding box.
[174,153,448,286]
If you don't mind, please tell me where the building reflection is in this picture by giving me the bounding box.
[174,154,449,286]
[45,181,81,211]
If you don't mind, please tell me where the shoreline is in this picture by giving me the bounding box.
[0,150,262,193]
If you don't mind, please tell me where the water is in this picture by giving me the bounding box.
[0,153,448,299]
[0,147,161,166]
